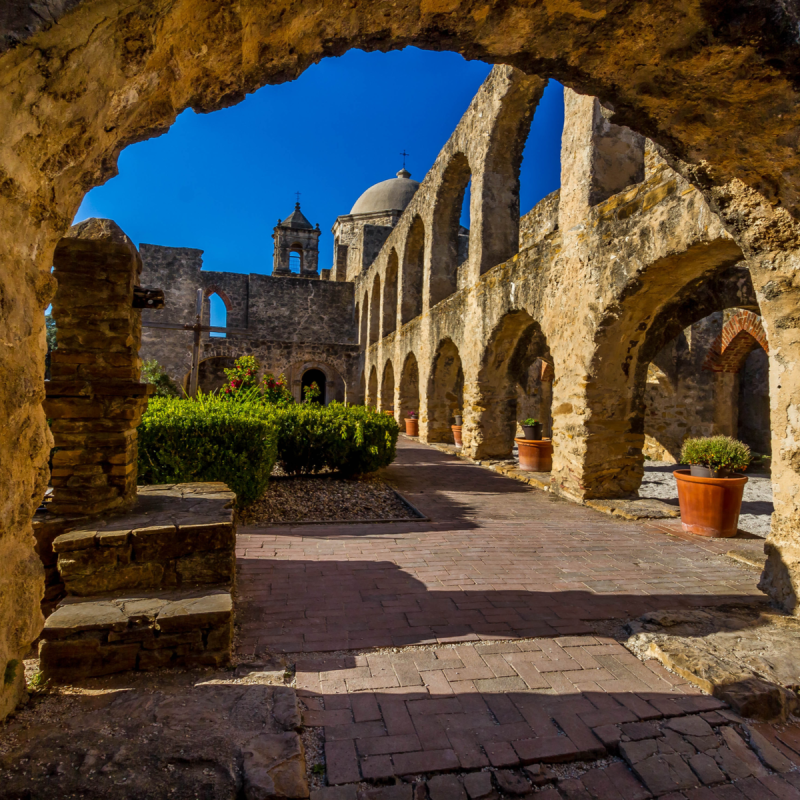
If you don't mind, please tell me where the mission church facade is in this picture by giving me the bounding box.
[139,169,423,406]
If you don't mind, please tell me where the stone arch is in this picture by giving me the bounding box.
[467,310,551,458]
[476,76,544,274]
[426,338,464,443]
[703,310,769,373]
[575,239,745,500]
[358,370,366,406]
[369,272,381,345]
[399,352,420,423]
[367,365,379,408]
[288,359,345,405]
[203,285,233,310]
[288,242,304,273]
[203,290,229,338]
[400,216,425,325]
[382,249,399,337]
[359,293,369,347]
[381,359,395,413]
[186,355,235,394]
[429,153,472,307]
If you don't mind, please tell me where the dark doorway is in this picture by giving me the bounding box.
[302,368,327,405]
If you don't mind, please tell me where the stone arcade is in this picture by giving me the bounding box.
[2,0,800,731]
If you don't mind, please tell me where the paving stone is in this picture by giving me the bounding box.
[242,732,307,800]
[581,762,652,800]
[463,771,494,799]
[427,774,467,800]
[688,753,726,785]
[630,754,700,796]
[665,717,715,738]
[621,739,659,764]
[493,769,531,795]
[325,740,360,785]
[558,777,594,799]
[622,722,663,741]
[392,749,460,775]
[743,725,795,772]
[359,786,413,800]
[312,787,358,800]
[718,727,768,778]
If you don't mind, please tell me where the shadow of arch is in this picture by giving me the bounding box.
[367,365,379,408]
[369,272,381,345]
[383,249,399,337]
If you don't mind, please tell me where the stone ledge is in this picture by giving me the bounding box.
[40,587,233,681]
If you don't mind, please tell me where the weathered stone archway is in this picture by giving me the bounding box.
[6,0,800,716]
[425,339,464,443]
[380,359,395,414]
[398,353,420,425]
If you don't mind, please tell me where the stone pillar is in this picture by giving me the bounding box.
[44,219,154,517]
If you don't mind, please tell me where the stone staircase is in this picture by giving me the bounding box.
[39,482,237,681]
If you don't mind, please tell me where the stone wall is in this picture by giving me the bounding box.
[4,0,800,716]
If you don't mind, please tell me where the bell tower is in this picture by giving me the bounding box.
[272,200,321,278]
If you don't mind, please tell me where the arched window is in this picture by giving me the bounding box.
[289,245,303,273]
[302,368,327,405]
[207,292,228,338]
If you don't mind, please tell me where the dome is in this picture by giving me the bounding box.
[350,169,420,215]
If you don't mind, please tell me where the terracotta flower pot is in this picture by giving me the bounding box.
[384,409,395,417]
[674,469,748,537]
[451,425,463,447]
[515,437,553,472]
[405,418,419,436]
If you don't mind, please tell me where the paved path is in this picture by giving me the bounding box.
[236,439,800,799]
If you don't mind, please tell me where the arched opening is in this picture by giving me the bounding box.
[401,216,425,324]
[426,339,464,442]
[429,153,471,307]
[289,246,303,274]
[367,366,379,408]
[358,370,366,406]
[381,360,395,413]
[468,310,552,459]
[301,368,326,405]
[359,295,369,347]
[205,290,229,338]
[186,355,236,393]
[399,353,420,423]
[369,273,381,345]
[382,250,399,337]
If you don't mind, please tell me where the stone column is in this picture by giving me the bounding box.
[44,219,154,517]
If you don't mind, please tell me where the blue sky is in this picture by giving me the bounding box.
[74,48,563,325]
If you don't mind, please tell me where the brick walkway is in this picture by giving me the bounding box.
[236,439,800,799]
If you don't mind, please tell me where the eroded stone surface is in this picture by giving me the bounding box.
[626,607,800,720]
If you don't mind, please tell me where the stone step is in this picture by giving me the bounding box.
[39,587,233,681]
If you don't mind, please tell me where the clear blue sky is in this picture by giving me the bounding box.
[75,48,563,325]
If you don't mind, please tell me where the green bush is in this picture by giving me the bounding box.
[138,395,399,504]
[141,358,181,398]
[138,396,278,504]
[680,435,751,473]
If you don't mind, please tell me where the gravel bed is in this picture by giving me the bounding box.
[638,461,773,538]
[239,474,420,525]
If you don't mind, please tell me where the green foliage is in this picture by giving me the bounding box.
[138,393,398,505]
[138,395,278,504]
[223,355,261,396]
[27,671,49,694]
[303,380,322,404]
[45,314,57,352]
[680,435,751,473]
[311,765,325,776]
[265,401,399,476]
[521,418,539,426]
[261,372,294,405]
[3,659,18,686]
[141,358,180,398]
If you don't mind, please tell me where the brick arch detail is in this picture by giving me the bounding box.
[702,310,768,373]
[203,285,233,311]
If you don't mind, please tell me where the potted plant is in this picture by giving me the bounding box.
[405,411,419,437]
[453,411,463,426]
[674,436,750,537]
[520,418,542,440]
[452,411,463,447]
[515,424,553,472]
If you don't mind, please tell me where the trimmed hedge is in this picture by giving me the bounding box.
[138,397,278,504]
[266,402,399,476]
[138,396,399,504]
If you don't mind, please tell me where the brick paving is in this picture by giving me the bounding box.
[236,439,799,798]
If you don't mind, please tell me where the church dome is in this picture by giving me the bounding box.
[350,169,420,215]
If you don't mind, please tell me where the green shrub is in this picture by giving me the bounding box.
[138,396,278,504]
[521,418,539,426]
[138,395,399,504]
[141,358,180,398]
[246,400,398,476]
[680,435,751,473]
